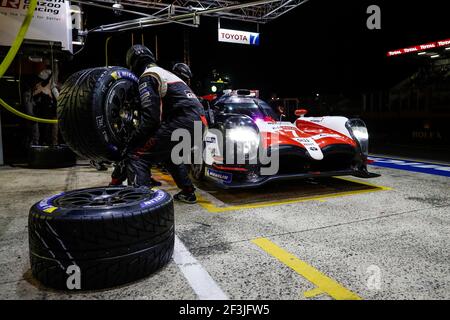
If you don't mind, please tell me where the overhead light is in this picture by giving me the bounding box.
[445,47,450,50]
[417,52,427,55]
[430,54,440,59]
[112,1,123,15]
[188,6,205,11]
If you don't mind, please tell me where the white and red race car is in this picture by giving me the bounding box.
[192,90,378,188]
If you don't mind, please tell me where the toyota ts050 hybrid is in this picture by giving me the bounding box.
[191,90,378,188]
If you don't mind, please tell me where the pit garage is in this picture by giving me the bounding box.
[0,0,449,303]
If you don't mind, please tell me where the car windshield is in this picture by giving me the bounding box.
[218,100,278,120]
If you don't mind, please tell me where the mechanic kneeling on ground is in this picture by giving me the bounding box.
[110,45,206,204]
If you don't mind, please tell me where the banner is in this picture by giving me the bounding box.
[387,38,450,57]
[218,28,260,46]
[0,0,72,52]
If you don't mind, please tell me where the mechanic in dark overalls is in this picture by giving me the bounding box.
[173,63,213,114]
[151,62,195,175]
[110,45,206,203]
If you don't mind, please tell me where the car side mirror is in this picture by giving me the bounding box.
[295,109,308,117]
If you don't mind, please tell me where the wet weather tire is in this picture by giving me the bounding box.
[28,186,174,290]
[57,67,140,162]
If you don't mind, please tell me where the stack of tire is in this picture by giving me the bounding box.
[29,67,175,290]
[29,186,174,290]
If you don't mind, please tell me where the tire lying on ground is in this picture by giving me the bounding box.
[29,186,174,290]
[28,145,77,169]
[57,67,140,162]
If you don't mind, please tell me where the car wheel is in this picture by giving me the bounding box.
[29,186,174,290]
[57,67,140,162]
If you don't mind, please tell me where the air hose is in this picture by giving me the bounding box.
[0,0,58,124]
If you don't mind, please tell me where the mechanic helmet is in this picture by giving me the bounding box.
[126,44,155,75]
[172,63,192,82]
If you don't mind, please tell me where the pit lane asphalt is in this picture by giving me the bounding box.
[0,158,448,299]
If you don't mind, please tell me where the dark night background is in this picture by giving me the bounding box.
[69,0,449,97]
[1,0,449,162]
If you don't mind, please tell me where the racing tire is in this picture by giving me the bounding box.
[29,186,174,290]
[27,145,77,169]
[57,67,140,162]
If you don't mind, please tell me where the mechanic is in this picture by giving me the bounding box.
[172,62,193,85]
[144,63,195,178]
[173,62,213,116]
[24,67,59,146]
[151,62,195,174]
[110,45,206,203]
[109,62,194,188]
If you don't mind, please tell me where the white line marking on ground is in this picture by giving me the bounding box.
[173,235,228,300]
[434,167,450,172]
[411,164,440,169]
[369,156,450,175]
[394,162,422,166]
[384,160,407,164]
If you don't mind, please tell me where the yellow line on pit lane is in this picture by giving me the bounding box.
[334,176,392,189]
[303,287,325,298]
[152,169,392,213]
[197,180,391,213]
[251,238,363,300]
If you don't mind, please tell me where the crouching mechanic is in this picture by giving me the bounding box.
[110,45,206,203]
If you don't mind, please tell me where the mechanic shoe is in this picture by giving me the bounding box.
[174,191,197,204]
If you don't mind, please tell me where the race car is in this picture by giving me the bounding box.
[191,89,378,188]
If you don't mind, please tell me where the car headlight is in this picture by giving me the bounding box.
[226,127,260,163]
[224,116,260,163]
[227,127,259,144]
[346,119,369,156]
